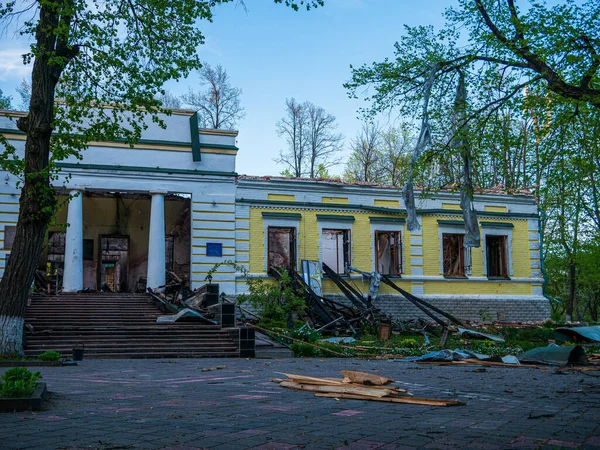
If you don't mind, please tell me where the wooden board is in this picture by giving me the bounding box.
[277,373,346,385]
[315,392,466,407]
[279,381,394,398]
[340,370,394,386]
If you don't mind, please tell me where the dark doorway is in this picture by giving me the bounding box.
[98,235,129,292]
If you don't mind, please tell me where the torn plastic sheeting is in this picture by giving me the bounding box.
[320,337,356,344]
[157,308,216,324]
[501,355,520,365]
[518,344,588,366]
[399,349,490,362]
[457,328,505,343]
[555,326,600,343]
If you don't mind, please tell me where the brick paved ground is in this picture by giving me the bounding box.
[1,358,599,450]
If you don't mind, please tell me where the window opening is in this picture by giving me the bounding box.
[83,239,94,261]
[443,233,466,277]
[322,229,351,274]
[3,225,16,249]
[268,227,296,272]
[375,230,402,275]
[486,235,509,278]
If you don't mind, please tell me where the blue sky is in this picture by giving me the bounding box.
[0,0,450,176]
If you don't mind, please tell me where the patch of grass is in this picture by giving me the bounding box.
[0,367,42,398]
[37,351,61,362]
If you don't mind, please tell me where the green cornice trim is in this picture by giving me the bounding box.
[316,214,355,222]
[480,221,514,228]
[189,113,201,162]
[261,212,302,219]
[237,198,406,215]
[370,217,406,224]
[56,163,237,177]
[1,126,237,152]
[437,220,465,226]
[422,208,538,219]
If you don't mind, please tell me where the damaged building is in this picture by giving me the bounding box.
[0,108,549,323]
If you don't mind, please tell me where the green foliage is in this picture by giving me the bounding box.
[237,269,306,325]
[0,368,41,398]
[37,351,61,362]
[0,88,12,110]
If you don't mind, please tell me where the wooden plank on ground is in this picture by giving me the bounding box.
[340,370,394,386]
[315,393,465,407]
[277,373,346,385]
[279,381,393,398]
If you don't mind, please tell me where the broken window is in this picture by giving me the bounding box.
[322,229,351,274]
[83,239,94,261]
[268,227,296,272]
[375,231,402,275]
[442,233,466,277]
[47,231,66,267]
[486,235,509,278]
[3,225,16,249]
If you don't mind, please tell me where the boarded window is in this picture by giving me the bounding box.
[322,229,351,274]
[268,227,296,271]
[486,235,509,278]
[3,225,16,249]
[443,233,465,277]
[375,231,402,275]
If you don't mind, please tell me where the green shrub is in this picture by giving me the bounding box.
[38,351,61,361]
[0,367,42,398]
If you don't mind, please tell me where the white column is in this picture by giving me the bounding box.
[63,189,84,292]
[147,191,166,290]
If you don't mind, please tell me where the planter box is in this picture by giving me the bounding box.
[0,383,47,412]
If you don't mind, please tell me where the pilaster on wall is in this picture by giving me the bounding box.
[0,185,20,278]
[235,204,250,294]
[528,218,543,296]
[409,216,424,295]
[190,191,237,295]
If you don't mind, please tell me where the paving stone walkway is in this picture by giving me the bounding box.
[1,358,599,450]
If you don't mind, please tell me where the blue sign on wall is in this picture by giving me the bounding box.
[206,242,223,257]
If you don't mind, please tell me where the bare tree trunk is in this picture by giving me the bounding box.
[0,2,74,355]
[566,262,577,322]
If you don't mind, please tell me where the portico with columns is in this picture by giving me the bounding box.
[0,108,240,295]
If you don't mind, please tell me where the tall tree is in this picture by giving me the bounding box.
[275,98,309,178]
[0,0,323,356]
[155,90,182,109]
[16,78,31,111]
[305,102,343,178]
[183,63,245,129]
[343,122,382,183]
[0,89,12,109]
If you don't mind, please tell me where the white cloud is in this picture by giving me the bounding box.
[0,48,32,80]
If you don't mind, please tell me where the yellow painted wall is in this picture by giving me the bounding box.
[268,194,295,202]
[374,199,399,208]
[322,197,348,204]
[484,205,508,212]
[441,203,462,210]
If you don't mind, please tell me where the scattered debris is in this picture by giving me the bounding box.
[401,349,491,362]
[273,371,465,407]
[320,337,356,345]
[457,327,505,343]
[519,344,588,366]
[156,308,215,324]
[555,326,600,343]
[200,366,226,372]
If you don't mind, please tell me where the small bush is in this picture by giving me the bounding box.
[0,367,42,398]
[38,351,61,361]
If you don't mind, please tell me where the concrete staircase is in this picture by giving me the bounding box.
[24,293,241,359]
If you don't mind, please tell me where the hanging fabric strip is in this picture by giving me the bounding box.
[404,64,438,231]
[453,72,480,248]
